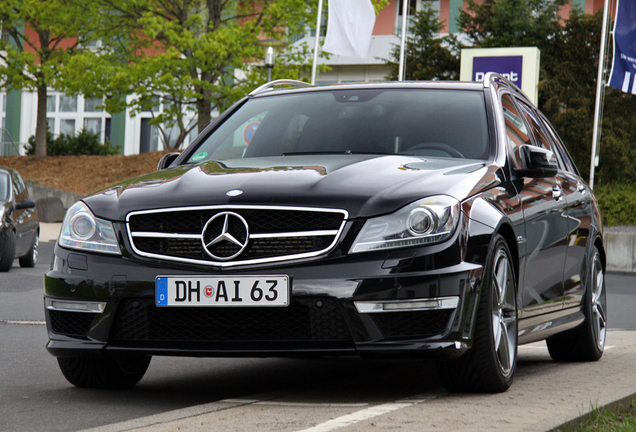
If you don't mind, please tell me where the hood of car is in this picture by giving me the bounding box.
[84,155,499,221]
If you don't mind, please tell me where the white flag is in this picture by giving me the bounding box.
[322,0,376,59]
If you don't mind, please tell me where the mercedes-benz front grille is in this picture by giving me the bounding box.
[127,206,348,267]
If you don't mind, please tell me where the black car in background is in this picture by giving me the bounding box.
[0,166,39,271]
[44,74,606,393]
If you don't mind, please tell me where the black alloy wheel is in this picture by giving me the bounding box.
[437,234,518,393]
[0,230,16,272]
[19,233,38,268]
[546,245,606,362]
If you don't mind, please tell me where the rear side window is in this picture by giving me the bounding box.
[189,89,491,162]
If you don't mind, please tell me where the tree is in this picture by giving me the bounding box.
[0,0,99,160]
[386,2,461,81]
[65,0,388,151]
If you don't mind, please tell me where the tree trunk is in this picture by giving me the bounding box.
[34,83,48,160]
[196,94,212,137]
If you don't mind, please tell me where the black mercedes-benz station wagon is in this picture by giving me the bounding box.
[44,74,606,393]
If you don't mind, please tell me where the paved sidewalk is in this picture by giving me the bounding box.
[79,330,636,432]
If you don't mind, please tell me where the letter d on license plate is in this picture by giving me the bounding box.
[156,275,289,307]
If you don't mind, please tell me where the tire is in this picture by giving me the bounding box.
[19,233,38,268]
[437,234,518,393]
[546,245,606,362]
[57,355,151,389]
[0,230,16,272]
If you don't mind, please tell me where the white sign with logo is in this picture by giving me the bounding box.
[460,47,541,105]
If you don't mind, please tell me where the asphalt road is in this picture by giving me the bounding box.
[0,241,635,432]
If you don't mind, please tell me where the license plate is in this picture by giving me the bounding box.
[155,275,289,307]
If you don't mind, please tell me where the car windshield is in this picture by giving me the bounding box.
[0,173,9,202]
[188,88,490,163]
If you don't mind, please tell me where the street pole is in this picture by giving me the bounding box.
[397,0,409,81]
[589,0,613,189]
[311,0,324,85]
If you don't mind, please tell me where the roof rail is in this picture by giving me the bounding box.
[249,79,312,96]
[483,72,529,99]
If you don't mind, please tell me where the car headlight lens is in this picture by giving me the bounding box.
[350,196,460,253]
[59,202,121,255]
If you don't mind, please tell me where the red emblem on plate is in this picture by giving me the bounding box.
[204,285,214,298]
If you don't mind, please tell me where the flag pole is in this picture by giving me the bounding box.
[397,0,409,81]
[589,0,613,189]
[311,0,324,85]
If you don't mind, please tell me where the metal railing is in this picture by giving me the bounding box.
[0,128,25,156]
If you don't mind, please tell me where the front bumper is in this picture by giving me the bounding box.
[44,239,483,360]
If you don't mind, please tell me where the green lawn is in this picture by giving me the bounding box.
[558,400,636,431]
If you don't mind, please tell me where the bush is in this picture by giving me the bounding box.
[594,182,636,227]
[26,129,120,156]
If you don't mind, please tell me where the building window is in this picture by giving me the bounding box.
[141,96,161,113]
[60,119,76,136]
[59,95,78,112]
[47,95,57,112]
[310,14,327,37]
[84,97,103,112]
[395,0,439,34]
[84,118,102,136]
[47,118,55,134]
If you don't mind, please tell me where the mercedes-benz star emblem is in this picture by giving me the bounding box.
[201,212,249,261]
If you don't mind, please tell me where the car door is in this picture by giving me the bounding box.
[537,114,594,309]
[502,94,568,319]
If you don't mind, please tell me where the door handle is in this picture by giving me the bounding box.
[577,182,587,195]
[552,185,564,201]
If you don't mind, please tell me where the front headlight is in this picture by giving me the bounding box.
[350,195,460,253]
[59,202,121,255]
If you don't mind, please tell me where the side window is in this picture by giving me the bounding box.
[0,174,9,202]
[501,94,530,169]
[12,173,26,201]
[538,114,579,175]
[515,99,565,171]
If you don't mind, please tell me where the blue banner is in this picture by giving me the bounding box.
[609,0,636,93]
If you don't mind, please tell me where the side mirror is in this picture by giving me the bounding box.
[14,199,36,211]
[157,152,181,171]
[514,145,558,178]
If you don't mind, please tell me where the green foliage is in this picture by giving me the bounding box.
[26,130,120,157]
[459,0,567,49]
[558,400,636,431]
[0,0,103,159]
[594,183,636,227]
[386,3,461,80]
